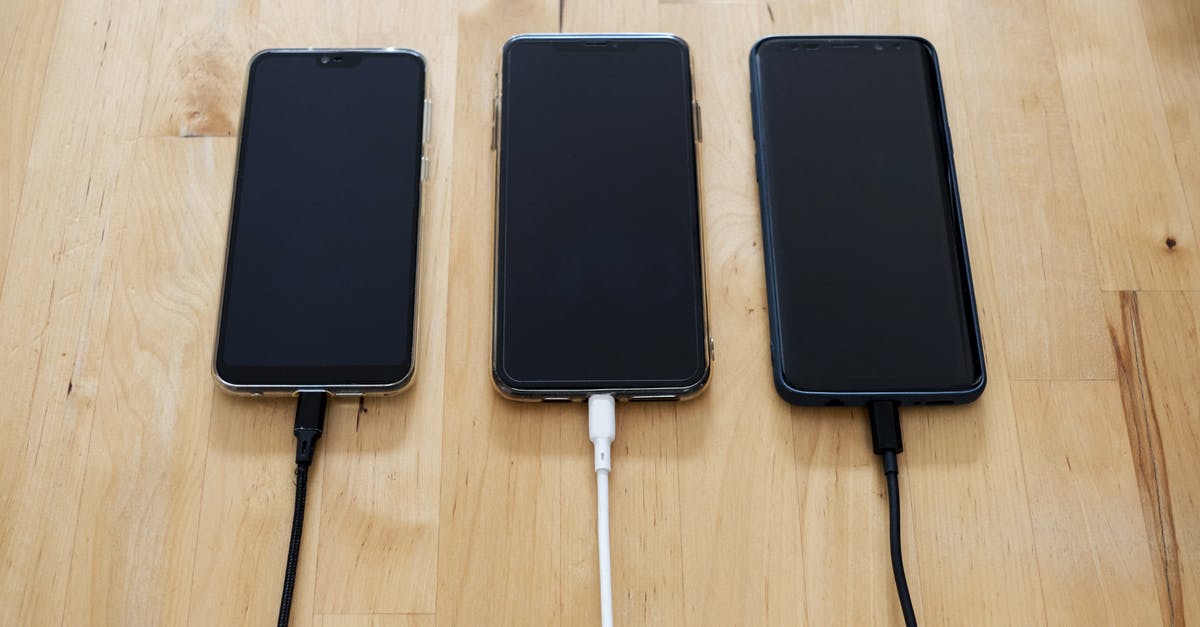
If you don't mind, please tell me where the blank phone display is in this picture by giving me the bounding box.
[495,38,707,391]
[216,51,425,386]
[753,39,982,394]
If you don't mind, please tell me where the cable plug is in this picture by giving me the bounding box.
[588,394,616,473]
[869,400,903,455]
[293,391,327,467]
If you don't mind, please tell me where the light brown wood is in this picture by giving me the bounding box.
[1,0,1197,625]
[1131,292,1200,623]
[315,614,436,627]
[945,0,1115,380]
[1010,379,1162,625]
[1046,0,1197,290]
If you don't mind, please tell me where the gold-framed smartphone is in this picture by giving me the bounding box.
[213,48,430,396]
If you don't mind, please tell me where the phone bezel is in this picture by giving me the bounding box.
[212,48,430,397]
[491,34,712,402]
[749,35,986,406]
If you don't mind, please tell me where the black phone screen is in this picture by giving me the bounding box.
[495,36,707,393]
[751,37,983,398]
[215,50,425,388]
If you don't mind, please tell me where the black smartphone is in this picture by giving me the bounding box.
[214,49,429,395]
[750,36,985,406]
[493,34,710,401]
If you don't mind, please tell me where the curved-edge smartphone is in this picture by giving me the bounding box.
[493,34,710,401]
[214,48,429,396]
[750,36,985,406]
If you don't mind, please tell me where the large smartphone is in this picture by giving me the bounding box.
[750,36,985,406]
[493,34,710,401]
[214,49,429,395]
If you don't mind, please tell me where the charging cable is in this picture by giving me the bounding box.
[588,394,616,627]
[278,391,328,627]
[869,400,918,627]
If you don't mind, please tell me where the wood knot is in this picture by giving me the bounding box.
[1165,236,1177,251]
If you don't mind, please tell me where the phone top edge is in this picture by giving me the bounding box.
[249,47,427,58]
[750,35,935,44]
[748,36,942,85]
[246,48,428,78]
[503,33,690,54]
[749,35,940,65]
[504,33,687,41]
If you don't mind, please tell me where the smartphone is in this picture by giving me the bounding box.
[749,36,985,406]
[213,49,429,395]
[493,34,710,401]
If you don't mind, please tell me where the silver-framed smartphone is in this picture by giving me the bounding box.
[213,48,430,396]
[492,34,711,401]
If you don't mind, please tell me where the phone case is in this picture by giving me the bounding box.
[749,35,986,407]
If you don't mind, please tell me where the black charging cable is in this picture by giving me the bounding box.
[278,391,328,627]
[868,400,918,627]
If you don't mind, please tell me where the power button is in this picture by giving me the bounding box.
[420,156,429,182]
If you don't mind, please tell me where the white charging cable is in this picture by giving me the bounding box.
[588,394,616,627]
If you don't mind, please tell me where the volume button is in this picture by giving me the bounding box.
[692,100,703,142]
[422,99,432,145]
[420,156,429,181]
[491,96,499,150]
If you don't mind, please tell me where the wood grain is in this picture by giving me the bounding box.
[1046,0,1198,290]
[1,0,1198,625]
[948,0,1114,380]
[0,0,158,622]
[1109,290,1184,625]
[0,0,61,280]
[1139,0,1200,259]
[137,0,256,139]
[1134,292,1200,624]
[1011,379,1162,625]
[60,138,229,626]
[315,614,436,627]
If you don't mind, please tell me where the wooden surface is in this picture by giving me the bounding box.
[0,0,1197,625]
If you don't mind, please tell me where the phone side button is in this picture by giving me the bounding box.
[693,100,703,142]
[422,98,432,145]
[420,156,429,182]
[491,96,500,150]
[631,394,679,401]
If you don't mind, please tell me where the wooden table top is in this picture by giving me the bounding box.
[1,0,1197,625]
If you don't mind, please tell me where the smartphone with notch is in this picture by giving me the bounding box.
[214,49,430,395]
[750,36,985,406]
[493,34,710,401]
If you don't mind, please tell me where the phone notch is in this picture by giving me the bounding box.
[317,52,362,68]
